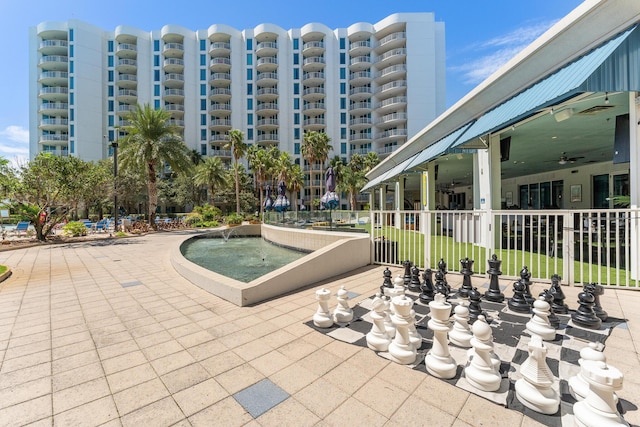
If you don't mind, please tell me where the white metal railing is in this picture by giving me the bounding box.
[368,209,640,288]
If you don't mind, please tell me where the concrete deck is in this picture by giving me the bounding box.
[0,231,638,426]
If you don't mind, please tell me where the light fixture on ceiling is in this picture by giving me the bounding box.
[558,157,567,165]
[604,92,609,104]
[554,108,574,122]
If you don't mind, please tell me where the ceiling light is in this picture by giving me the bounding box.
[554,108,574,122]
[605,92,609,104]
[558,158,567,165]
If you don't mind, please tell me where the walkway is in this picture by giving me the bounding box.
[0,232,638,426]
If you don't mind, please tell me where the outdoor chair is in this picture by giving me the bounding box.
[11,221,30,237]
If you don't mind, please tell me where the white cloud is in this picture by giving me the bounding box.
[0,125,30,162]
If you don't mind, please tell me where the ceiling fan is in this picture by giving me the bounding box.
[556,152,585,165]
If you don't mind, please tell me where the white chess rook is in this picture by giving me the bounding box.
[515,335,560,415]
[366,294,392,352]
[387,295,417,365]
[464,315,502,392]
[333,285,354,323]
[425,293,457,379]
[313,288,334,328]
[573,360,628,427]
[526,297,556,341]
[449,304,472,348]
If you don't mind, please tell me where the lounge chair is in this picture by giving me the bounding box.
[11,221,30,237]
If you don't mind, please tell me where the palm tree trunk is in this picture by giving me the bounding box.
[234,159,240,214]
[148,163,158,230]
[208,185,215,207]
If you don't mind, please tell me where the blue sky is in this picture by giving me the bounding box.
[0,0,584,163]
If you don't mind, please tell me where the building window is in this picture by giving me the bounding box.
[69,45,74,57]
[247,83,253,95]
[201,114,207,126]
[69,61,74,73]
[294,143,300,154]
[200,54,206,66]
[200,39,206,51]
[201,99,206,110]
[108,56,114,67]
[200,69,206,80]
[108,115,114,126]
[108,71,114,82]
[294,128,300,140]
[294,98,299,110]
[293,53,299,65]
[247,99,253,110]
[246,38,253,50]
[154,85,160,96]
[201,143,207,155]
[69,93,74,105]
[339,37,346,49]
[341,128,347,139]
[294,113,300,125]
[154,40,160,51]
[154,70,160,81]
[247,68,253,80]
[69,29,74,41]
[293,68,299,79]
[293,38,299,49]
[293,83,299,95]
[70,109,74,120]
[341,142,347,154]
[70,140,74,154]
[340,83,346,94]
[247,128,253,140]
[340,112,346,125]
[201,129,207,141]
[200,84,206,96]
[69,77,74,89]
[70,125,74,137]
[154,100,160,109]
[154,55,160,67]
[108,40,114,52]
[246,53,253,65]
[340,98,346,109]
[340,67,346,79]
[340,52,345,64]
[108,100,114,112]
[247,113,253,125]
[108,85,114,96]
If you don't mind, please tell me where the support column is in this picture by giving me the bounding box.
[629,92,640,281]
[474,135,502,252]
[395,178,405,230]
[422,164,437,211]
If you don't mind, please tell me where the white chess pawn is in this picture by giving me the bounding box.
[333,285,353,323]
[569,342,608,401]
[366,293,392,352]
[387,295,417,365]
[449,304,472,348]
[464,315,501,392]
[313,288,333,328]
[515,335,560,415]
[573,360,628,427]
[425,293,457,379]
[526,297,556,341]
[385,275,406,299]
[381,295,396,338]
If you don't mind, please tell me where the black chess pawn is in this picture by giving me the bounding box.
[437,258,450,293]
[380,267,393,294]
[508,281,531,314]
[402,260,412,286]
[549,274,568,314]
[468,287,485,324]
[585,283,608,322]
[434,270,449,298]
[484,254,505,302]
[419,269,435,304]
[539,289,560,329]
[458,257,474,298]
[519,266,535,305]
[408,265,422,292]
[571,287,602,329]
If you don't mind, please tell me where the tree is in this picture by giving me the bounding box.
[301,130,332,210]
[194,156,227,207]
[335,152,380,210]
[224,129,248,214]
[247,145,276,215]
[119,104,191,229]
[288,164,305,212]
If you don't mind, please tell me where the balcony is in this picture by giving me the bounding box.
[116,43,137,59]
[376,48,406,68]
[375,64,407,84]
[116,89,138,103]
[302,57,325,72]
[38,86,68,102]
[39,102,68,115]
[209,72,231,87]
[348,86,372,102]
[256,118,279,130]
[39,71,68,86]
[39,134,68,144]
[376,112,407,127]
[163,88,185,102]
[374,31,406,53]
[38,55,68,71]
[39,39,68,55]
[256,133,279,144]
[349,117,373,130]
[376,145,399,156]
[302,41,325,57]
[209,42,231,56]
[349,56,371,72]
[349,101,372,115]
[163,58,184,73]
[302,102,326,115]
[39,118,68,131]
[117,73,137,89]
[256,57,278,72]
[209,103,232,116]
[209,119,232,131]
[164,104,185,115]
[256,102,278,115]
[302,118,325,131]
[349,132,372,143]
[256,41,278,56]
[209,57,231,72]
[167,119,185,127]
[302,72,324,86]
[375,96,407,114]
[163,43,184,58]
[256,72,278,87]
[210,135,229,143]
[117,104,136,115]
[302,87,325,102]
[210,148,232,158]
[115,58,137,74]
[163,73,184,89]
[349,71,371,86]
[375,128,407,143]
[256,87,278,101]
[349,40,371,56]
[376,79,407,97]
[209,88,232,101]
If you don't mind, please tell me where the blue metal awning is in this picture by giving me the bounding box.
[362,154,417,191]
[402,122,474,172]
[450,26,636,149]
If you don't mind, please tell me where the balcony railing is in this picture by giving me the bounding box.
[40,118,69,126]
[349,101,372,111]
[39,134,68,142]
[39,103,68,111]
[377,48,407,62]
[375,32,406,48]
[256,134,279,142]
[118,58,138,67]
[376,128,407,139]
[116,43,137,52]
[303,102,325,112]
[39,87,68,96]
[163,43,184,52]
[375,96,407,109]
[163,74,184,82]
[40,40,68,49]
[164,89,185,97]
[39,55,68,64]
[349,40,371,50]
[376,80,407,93]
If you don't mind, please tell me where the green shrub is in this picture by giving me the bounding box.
[225,213,243,225]
[184,212,203,226]
[192,204,221,222]
[62,221,88,237]
[195,220,219,228]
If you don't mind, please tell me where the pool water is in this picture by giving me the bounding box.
[181,236,308,283]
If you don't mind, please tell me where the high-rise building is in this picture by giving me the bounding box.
[29,14,445,204]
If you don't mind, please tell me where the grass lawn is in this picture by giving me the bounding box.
[0,265,7,275]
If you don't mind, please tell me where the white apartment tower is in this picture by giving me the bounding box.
[30,14,445,201]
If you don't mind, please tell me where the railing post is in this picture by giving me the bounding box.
[422,210,431,269]
[563,211,574,285]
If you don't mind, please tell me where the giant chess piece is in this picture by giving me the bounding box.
[408,265,422,293]
[402,260,412,287]
[526,296,557,341]
[458,258,474,298]
[515,335,560,415]
[366,293,392,352]
[449,304,473,348]
[419,268,435,304]
[434,270,449,298]
[508,281,531,314]
[313,288,334,328]
[549,274,569,314]
[381,295,396,338]
[464,315,501,392]
[484,255,505,302]
[437,258,450,293]
[586,283,608,322]
[538,289,560,329]
[468,287,486,324]
[572,287,602,330]
[387,295,418,365]
[381,267,393,295]
[333,285,354,323]
[573,360,629,427]
[408,309,423,350]
[425,294,457,378]
[386,275,406,300]
[519,266,535,306]
[569,342,607,401]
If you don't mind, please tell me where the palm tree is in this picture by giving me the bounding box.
[119,103,190,229]
[301,131,332,210]
[314,132,332,198]
[194,156,227,207]
[225,129,248,214]
[288,164,305,212]
[247,145,274,215]
[336,153,380,210]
